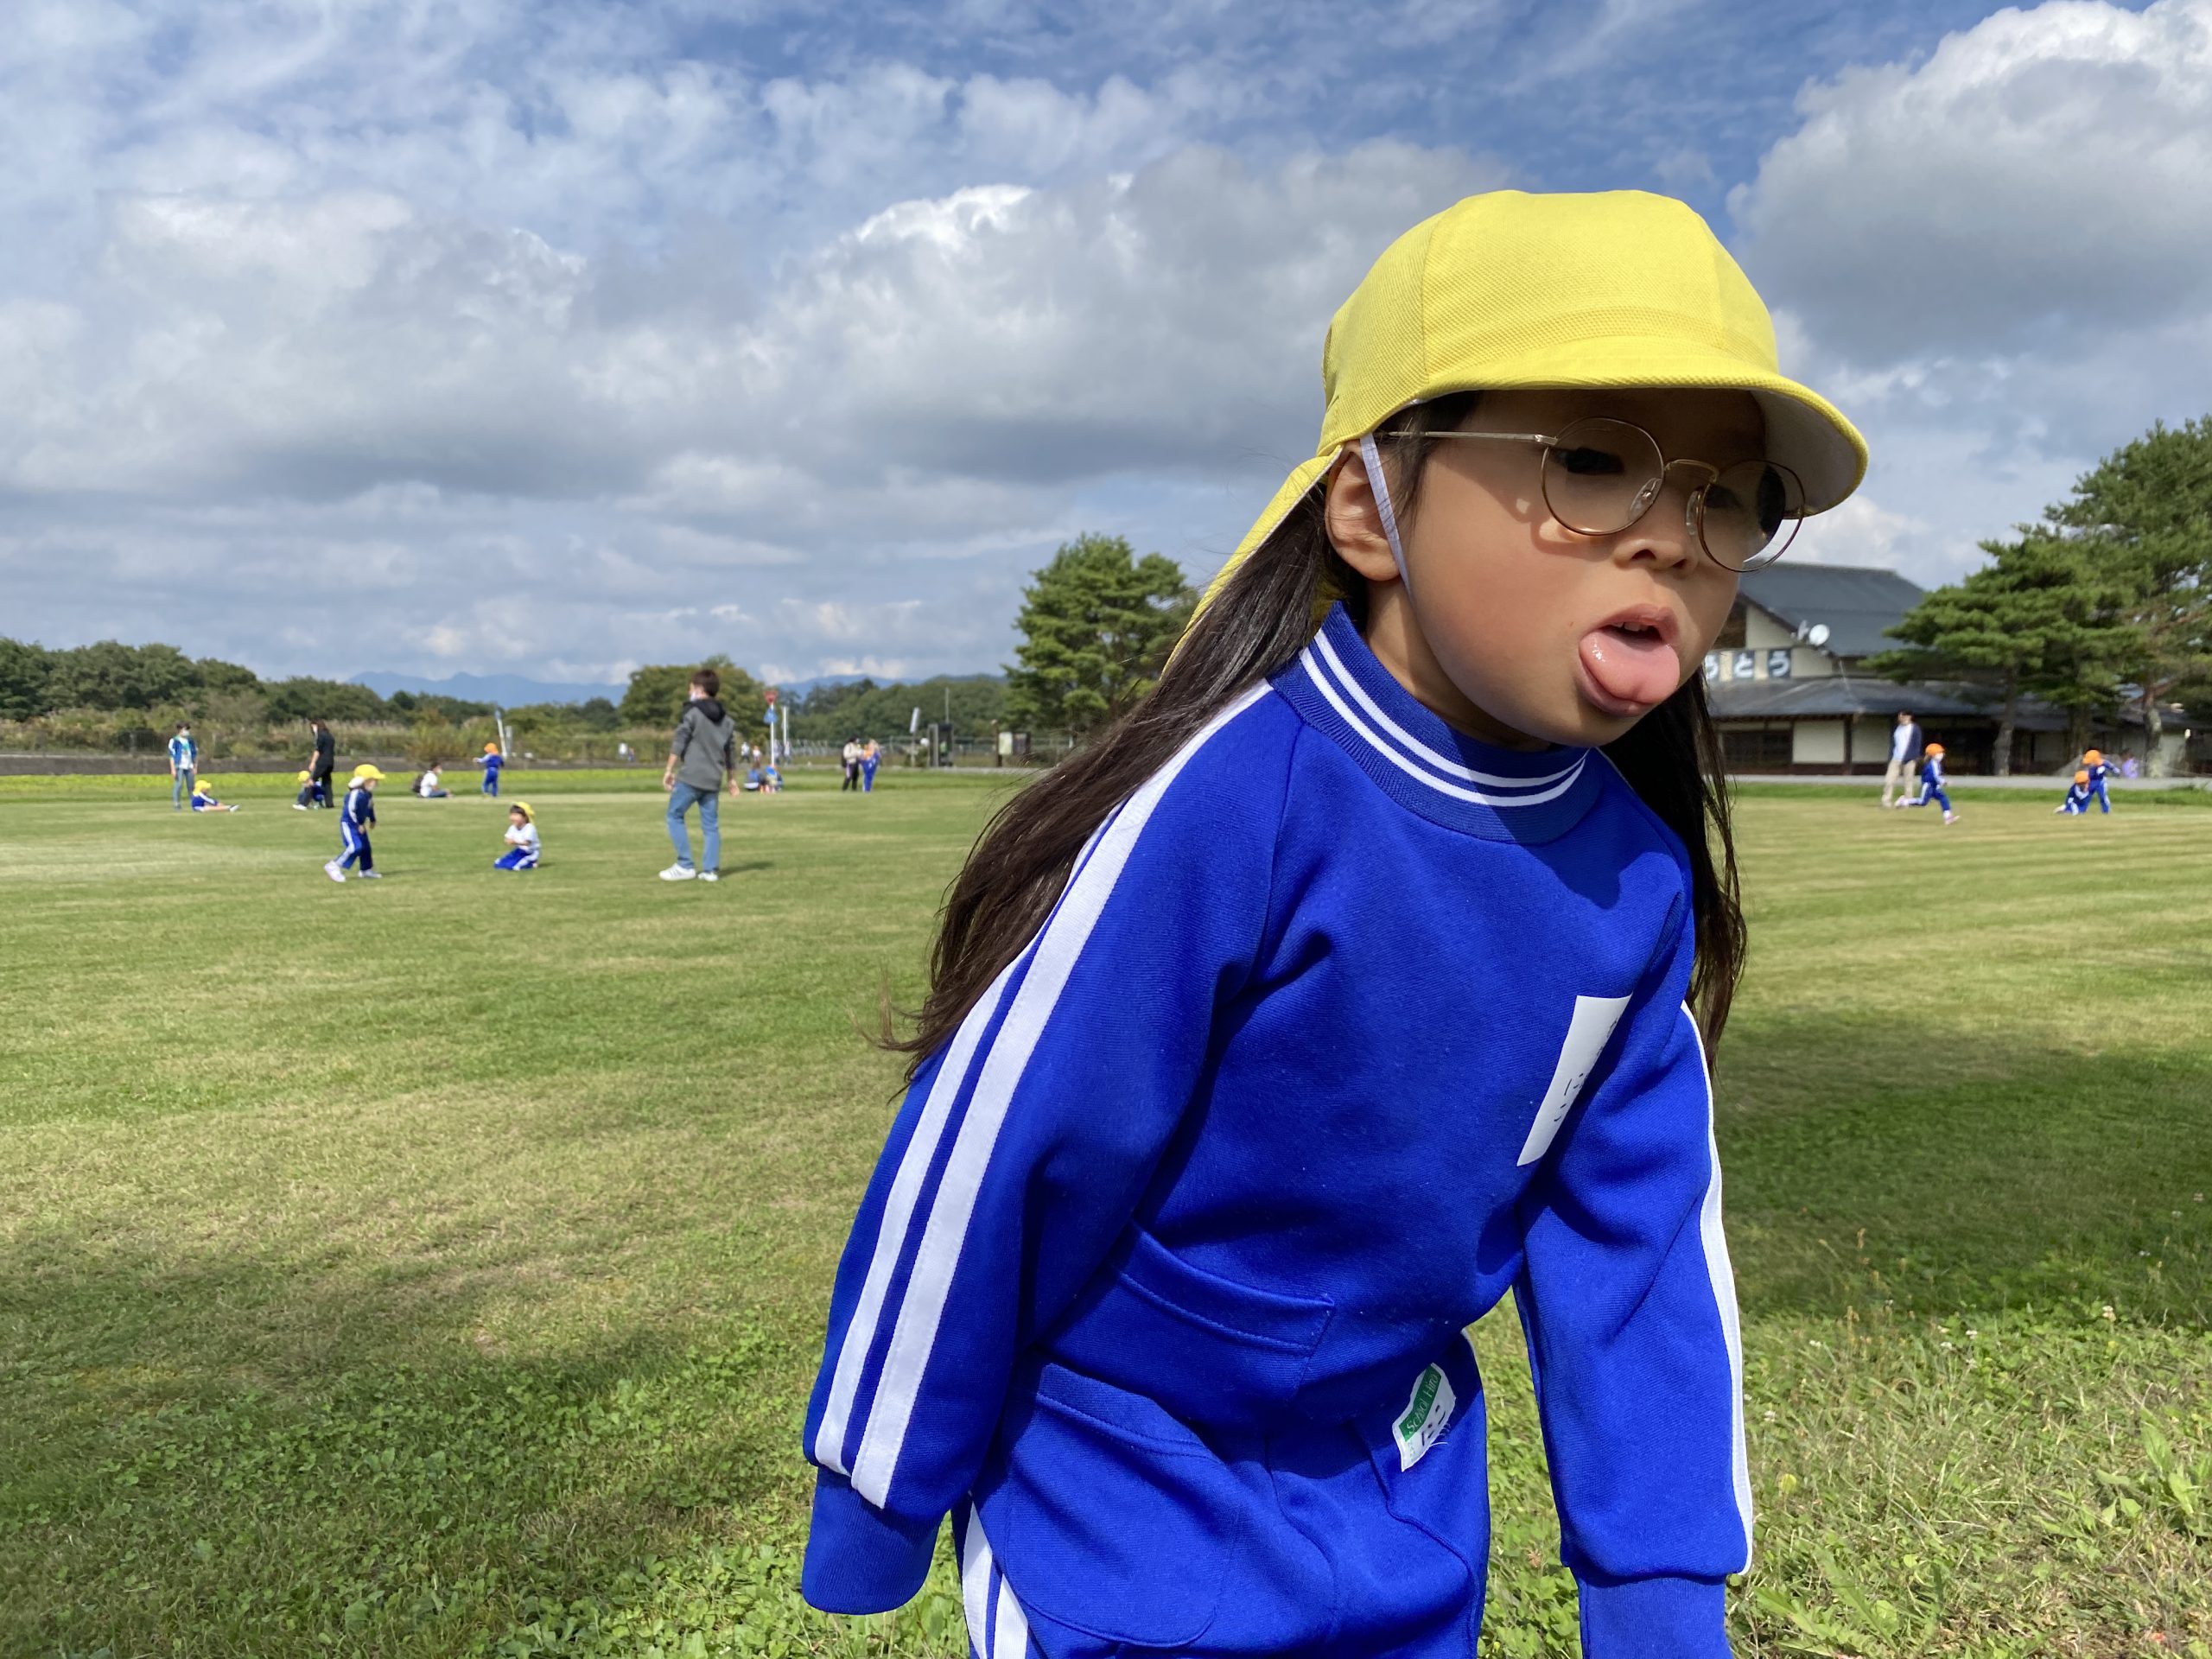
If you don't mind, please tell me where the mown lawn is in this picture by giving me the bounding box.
[1,770,2207,1657]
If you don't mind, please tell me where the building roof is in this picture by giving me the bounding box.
[1738,564,1926,659]
[1709,675,2071,729]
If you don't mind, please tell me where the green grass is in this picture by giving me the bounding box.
[1,778,2207,1657]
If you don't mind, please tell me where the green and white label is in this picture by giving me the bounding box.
[1393,1362,1456,1471]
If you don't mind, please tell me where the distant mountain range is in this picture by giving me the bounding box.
[350,671,625,706]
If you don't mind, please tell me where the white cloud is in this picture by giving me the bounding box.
[1731,0,2212,594]
[1735,0,2212,365]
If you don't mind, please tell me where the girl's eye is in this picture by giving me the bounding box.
[1557,445,1626,476]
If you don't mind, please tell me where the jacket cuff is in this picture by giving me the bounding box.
[1576,1573,1731,1658]
[799,1469,941,1614]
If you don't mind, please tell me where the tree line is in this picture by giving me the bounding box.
[1874,416,2211,775]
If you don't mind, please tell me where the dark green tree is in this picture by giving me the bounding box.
[1868,534,2134,773]
[191,657,263,695]
[263,677,388,723]
[2046,416,2212,775]
[1005,533,1193,741]
[619,654,763,726]
[43,641,201,710]
[0,639,54,720]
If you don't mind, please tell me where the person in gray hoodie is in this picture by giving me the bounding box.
[660,667,741,881]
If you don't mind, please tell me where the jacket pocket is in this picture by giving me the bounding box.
[979,1360,1242,1649]
[1051,1229,1334,1428]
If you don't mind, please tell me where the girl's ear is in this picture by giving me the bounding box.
[1323,445,1402,586]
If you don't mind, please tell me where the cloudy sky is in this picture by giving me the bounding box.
[4,0,2208,685]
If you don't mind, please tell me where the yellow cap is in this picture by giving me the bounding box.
[511,800,534,822]
[2074,769,2090,785]
[1202,190,1867,612]
[352,763,385,781]
[296,769,310,783]
[485,742,499,753]
[2084,748,2102,764]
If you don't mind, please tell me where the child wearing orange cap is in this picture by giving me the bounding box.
[1900,742,1959,824]
[802,191,1868,1659]
[2080,748,2114,814]
[2056,769,2094,816]
[477,742,505,799]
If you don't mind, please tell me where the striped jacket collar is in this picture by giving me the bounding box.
[1272,603,1605,842]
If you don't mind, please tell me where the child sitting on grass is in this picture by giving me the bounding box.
[495,802,541,871]
[2056,769,2094,816]
[188,782,241,813]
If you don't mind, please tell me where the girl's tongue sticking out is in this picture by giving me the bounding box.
[1577,615,1681,713]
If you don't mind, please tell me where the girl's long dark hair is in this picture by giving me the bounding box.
[893,397,1746,1073]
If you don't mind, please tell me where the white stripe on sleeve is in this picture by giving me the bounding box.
[847,684,1269,1504]
[1684,1005,1753,1567]
[813,964,1015,1474]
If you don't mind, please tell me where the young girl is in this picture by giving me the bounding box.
[495,802,541,870]
[479,743,505,798]
[188,781,240,813]
[1902,742,1958,824]
[801,190,1867,1659]
[325,764,382,881]
[2056,769,2094,816]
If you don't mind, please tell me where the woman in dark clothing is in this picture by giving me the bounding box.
[296,719,336,809]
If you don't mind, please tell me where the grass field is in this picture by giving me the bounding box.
[2,770,2209,1658]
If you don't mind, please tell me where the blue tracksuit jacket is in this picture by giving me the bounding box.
[803,605,1750,1659]
[338,783,377,868]
[2085,760,2113,812]
[480,753,504,796]
[1908,756,1950,811]
[2058,782,2093,815]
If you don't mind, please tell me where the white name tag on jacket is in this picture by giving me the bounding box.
[1516,994,1633,1166]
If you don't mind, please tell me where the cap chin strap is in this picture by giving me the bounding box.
[1357,433,1411,593]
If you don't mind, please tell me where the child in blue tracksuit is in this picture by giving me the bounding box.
[1901,743,1958,823]
[325,766,383,880]
[495,802,541,869]
[801,193,1872,1659]
[861,740,880,791]
[2056,769,2094,816]
[188,784,239,813]
[479,744,505,798]
[2081,748,2113,813]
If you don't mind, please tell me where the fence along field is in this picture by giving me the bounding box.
[0,775,2208,1656]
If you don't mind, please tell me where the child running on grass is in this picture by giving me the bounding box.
[478,743,505,799]
[324,764,383,881]
[1899,741,1958,823]
[495,802,540,870]
[801,189,1868,1659]
[2056,769,2094,816]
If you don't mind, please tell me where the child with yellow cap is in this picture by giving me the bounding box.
[325,764,384,881]
[802,191,1867,1659]
[494,801,540,870]
[477,741,505,799]
[2056,768,2095,816]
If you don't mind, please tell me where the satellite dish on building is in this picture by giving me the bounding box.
[1808,623,1831,649]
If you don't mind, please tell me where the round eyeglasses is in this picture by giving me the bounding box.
[1407,416,1808,572]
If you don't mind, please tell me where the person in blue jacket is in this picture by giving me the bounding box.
[2056,769,2094,816]
[1899,742,1958,824]
[324,764,384,881]
[2081,748,2114,814]
[168,721,198,810]
[800,192,1871,1659]
[478,743,505,798]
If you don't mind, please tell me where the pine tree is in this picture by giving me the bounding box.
[2047,416,2212,776]
[1868,534,2134,773]
[1006,534,1193,741]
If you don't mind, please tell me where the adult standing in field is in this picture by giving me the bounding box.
[660,666,741,883]
[296,718,335,810]
[1881,710,1923,807]
[168,721,197,811]
[841,737,861,791]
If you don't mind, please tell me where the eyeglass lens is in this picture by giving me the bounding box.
[1540,418,1805,570]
